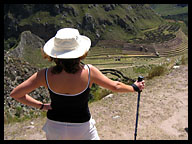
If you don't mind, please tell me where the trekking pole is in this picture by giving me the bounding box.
[134,76,144,140]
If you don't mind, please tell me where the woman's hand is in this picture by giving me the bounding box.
[134,80,145,91]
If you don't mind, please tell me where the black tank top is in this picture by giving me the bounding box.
[45,65,91,123]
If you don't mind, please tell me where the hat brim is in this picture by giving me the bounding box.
[43,35,91,59]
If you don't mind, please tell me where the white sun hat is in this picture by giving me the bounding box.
[43,28,91,59]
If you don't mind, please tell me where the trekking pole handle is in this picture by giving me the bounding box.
[138,76,144,82]
[137,76,144,93]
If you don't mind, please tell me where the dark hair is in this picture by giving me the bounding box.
[41,48,88,74]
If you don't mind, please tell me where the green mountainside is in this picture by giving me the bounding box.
[4,4,165,50]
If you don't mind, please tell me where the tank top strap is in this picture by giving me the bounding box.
[45,68,49,89]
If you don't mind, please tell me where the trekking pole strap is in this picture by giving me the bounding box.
[131,83,140,92]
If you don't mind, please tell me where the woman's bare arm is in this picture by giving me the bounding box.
[10,69,51,110]
[89,65,144,92]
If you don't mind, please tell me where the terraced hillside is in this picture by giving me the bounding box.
[83,23,188,69]
[154,29,188,57]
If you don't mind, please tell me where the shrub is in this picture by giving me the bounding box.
[181,54,188,65]
[133,65,149,74]
[147,65,167,79]
[89,83,112,103]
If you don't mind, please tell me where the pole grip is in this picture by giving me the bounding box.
[138,76,144,82]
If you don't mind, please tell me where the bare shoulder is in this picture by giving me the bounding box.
[24,69,46,87]
[32,68,47,88]
[87,64,100,73]
[86,64,103,77]
[86,64,116,90]
[87,64,107,80]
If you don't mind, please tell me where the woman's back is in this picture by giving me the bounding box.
[46,64,91,95]
[45,64,92,123]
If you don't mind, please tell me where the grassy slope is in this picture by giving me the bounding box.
[19,4,164,42]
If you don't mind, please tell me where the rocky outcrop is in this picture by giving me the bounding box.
[60,4,78,17]
[103,4,117,11]
[114,15,135,34]
[82,13,96,32]
[98,18,113,26]
[8,31,45,58]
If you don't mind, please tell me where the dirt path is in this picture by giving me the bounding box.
[4,65,188,140]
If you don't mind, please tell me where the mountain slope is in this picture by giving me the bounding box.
[4,4,165,50]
